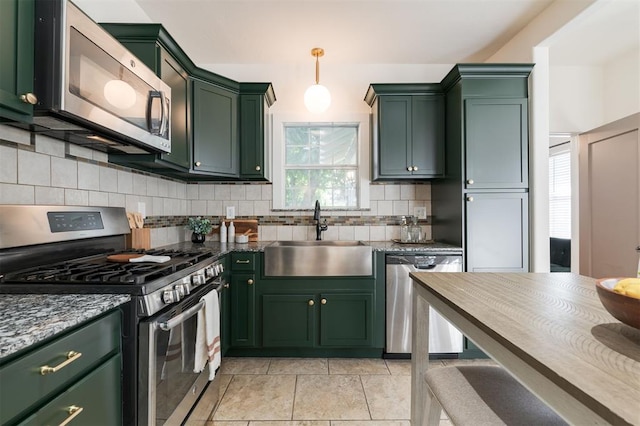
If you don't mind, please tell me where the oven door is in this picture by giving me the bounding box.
[139,282,223,426]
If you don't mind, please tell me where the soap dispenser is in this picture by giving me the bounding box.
[228,221,235,243]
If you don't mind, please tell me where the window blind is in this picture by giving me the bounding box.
[549,145,571,239]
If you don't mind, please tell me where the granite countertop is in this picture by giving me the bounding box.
[162,240,463,256]
[0,294,131,361]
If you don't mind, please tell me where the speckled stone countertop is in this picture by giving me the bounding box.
[161,240,463,256]
[0,294,131,360]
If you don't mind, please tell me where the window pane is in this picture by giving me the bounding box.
[549,150,571,239]
[285,125,357,166]
[285,169,357,209]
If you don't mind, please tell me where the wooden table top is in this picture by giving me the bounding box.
[410,272,640,426]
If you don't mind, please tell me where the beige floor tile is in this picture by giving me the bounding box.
[250,422,330,426]
[293,375,370,420]
[383,359,411,376]
[360,375,410,420]
[220,357,271,375]
[214,375,296,420]
[328,358,389,375]
[268,358,329,375]
[204,422,249,426]
[188,375,234,421]
[331,421,410,426]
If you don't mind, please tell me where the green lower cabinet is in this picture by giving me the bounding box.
[261,291,374,349]
[230,272,256,347]
[19,354,122,426]
[262,294,315,347]
[319,293,373,347]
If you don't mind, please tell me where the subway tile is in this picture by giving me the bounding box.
[133,174,147,196]
[215,185,231,200]
[291,226,308,241]
[238,201,254,216]
[260,225,277,241]
[261,184,272,200]
[369,184,385,201]
[92,150,108,163]
[415,184,431,201]
[0,145,17,183]
[254,200,270,216]
[207,200,223,216]
[229,185,246,200]
[152,197,165,215]
[157,179,169,197]
[125,195,141,212]
[369,226,386,241]
[400,184,415,200]
[385,226,400,241]
[384,185,400,201]
[18,150,50,186]
[176,182,187,200]
[377,201,393,215]
[0,183,34,204]
[354,226,370,241]
[88,191,109,206]
[35,186,65,205]
[147,176,159,196]
[392,201,409,216]
[65,189,89,206]
[99,167,118,192]
[191,200,207,216]
[35,134,65,158]
[66,143,94,160]
[0,124,31,145]
[51,157,78,189]
[338,226,355,241]
[77,162,100,191]
[166,180,178,199]
[186,184,199,200]
[245,185,262,201]
[199,184,215,200]
[108,192,125,207]
[276,226,293,241]
[117,170,133,195]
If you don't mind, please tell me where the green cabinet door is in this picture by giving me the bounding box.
[239,94,267,179]
[262,294,315,347]
[19,354,122,426]
[230,272,256,347]
[373,93,444,180]
[465,192,529,272]
[192,79,239,177]
[159,50,190,169]
[0,0,35,121]
[319,293,373,347]
[464,98,528,189]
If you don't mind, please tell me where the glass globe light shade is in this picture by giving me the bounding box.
[304,83,331,113]
[104,79,137,110]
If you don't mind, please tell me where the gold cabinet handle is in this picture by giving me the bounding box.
[20,93,38,105]
[406,166,413,171]
[467,179,474,185]
[466,196,474,202]
[255,165,261,171]
[224,283,230,288]
[308,300,314,306]
[40,351,82,375]
[321,298,327,305]
[247,279,254,285]
[58,405,83,426]
[195,161,202,167]
[235,259,250,264]
[413,166,418,171]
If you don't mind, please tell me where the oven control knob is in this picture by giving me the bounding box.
[216,264,224,274]
[205,265,217,278]
[162,289,175,304]
[192,272,206,286]
[174,284,187,299]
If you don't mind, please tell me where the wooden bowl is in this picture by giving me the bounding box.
[595,278,640,329]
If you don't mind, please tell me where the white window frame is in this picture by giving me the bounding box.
[272,112,370,210]
[549,142,572,239]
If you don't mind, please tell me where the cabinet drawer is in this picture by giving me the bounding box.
[231,252,256,271]
[0,310,121,425]
[18,354,122,426]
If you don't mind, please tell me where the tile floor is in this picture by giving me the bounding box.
[185,357,497,426]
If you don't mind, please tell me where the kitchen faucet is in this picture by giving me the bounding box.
[314,200,328,240]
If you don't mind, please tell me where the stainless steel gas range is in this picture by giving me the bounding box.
[0,205,226,425]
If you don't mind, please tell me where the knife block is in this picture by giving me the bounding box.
[126,229,151,250]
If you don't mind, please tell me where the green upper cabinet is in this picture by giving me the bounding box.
[464,98,528,189]
[365,84,444,180]
[101,24,275,181]
[101,24,191,172]
[0,0,35,122]
[192,79,238,177]
[239,83,276,181]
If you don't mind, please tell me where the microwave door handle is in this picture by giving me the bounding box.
[159,91,169,137]
[158,299,205,331]
[146,91,162,135]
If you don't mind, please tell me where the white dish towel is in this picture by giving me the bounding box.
[194,289,221,380]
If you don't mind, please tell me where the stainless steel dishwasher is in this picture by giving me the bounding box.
[385,254,464,356]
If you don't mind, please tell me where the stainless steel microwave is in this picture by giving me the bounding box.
[31,0,171,153]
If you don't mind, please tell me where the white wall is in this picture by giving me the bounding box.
[603,48,640,125]
[550,66,604,133]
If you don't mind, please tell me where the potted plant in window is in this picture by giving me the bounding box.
[187,216,212,243]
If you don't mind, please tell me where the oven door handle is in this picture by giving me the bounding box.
[158,300,205,331]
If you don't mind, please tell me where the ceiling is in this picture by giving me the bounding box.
[76,0,639,69]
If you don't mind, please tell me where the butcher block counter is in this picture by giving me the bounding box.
[409,272,640,426]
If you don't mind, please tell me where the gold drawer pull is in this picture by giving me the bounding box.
[235,259,250,264]
[40,351,82,375]
[58,405,83,426]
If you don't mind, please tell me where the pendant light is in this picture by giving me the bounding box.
[304,48,331,113]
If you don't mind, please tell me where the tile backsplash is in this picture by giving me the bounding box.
[0,126,432,248]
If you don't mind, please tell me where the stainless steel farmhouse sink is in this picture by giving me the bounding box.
[264,241,373,276]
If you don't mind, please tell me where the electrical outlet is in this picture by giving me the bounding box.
[226,206,235,219]
[414,206,427,220]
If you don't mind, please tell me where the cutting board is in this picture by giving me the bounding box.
[213,219,259,241]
